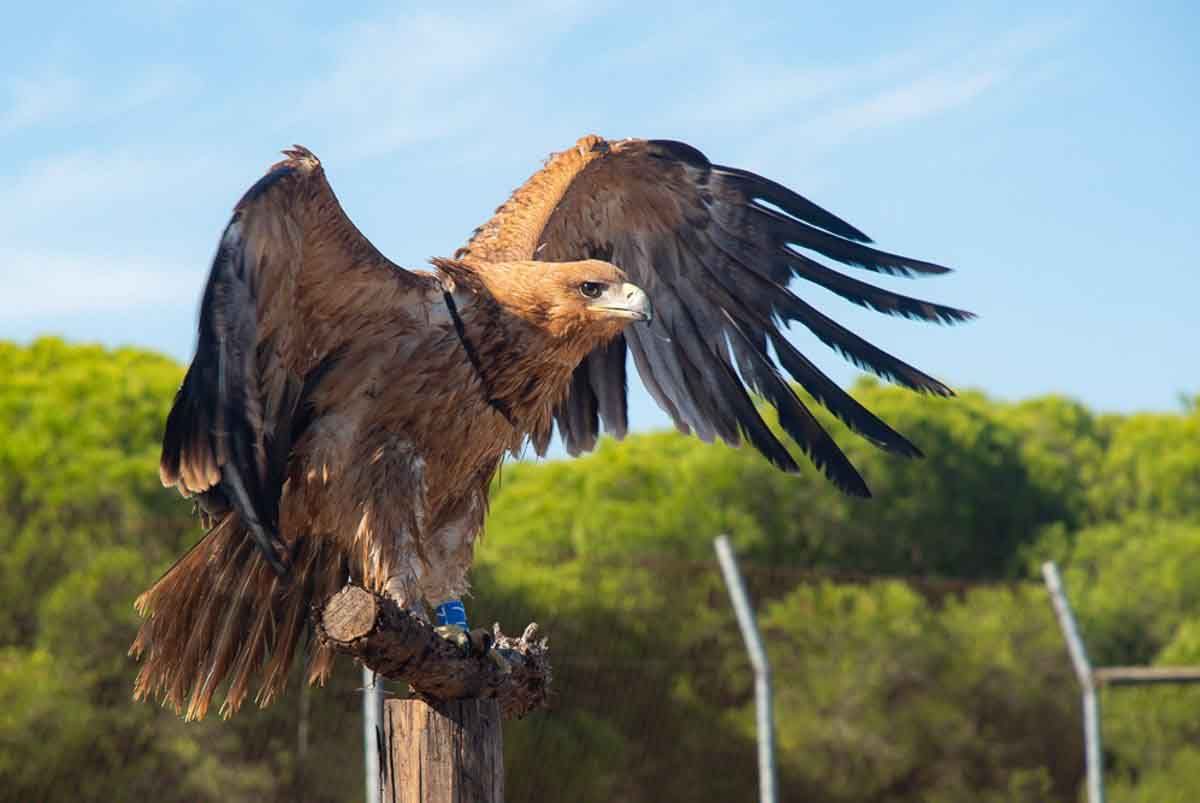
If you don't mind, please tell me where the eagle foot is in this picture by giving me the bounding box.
[433,624,512,675]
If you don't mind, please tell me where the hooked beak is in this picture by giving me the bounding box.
[596,282,652,322]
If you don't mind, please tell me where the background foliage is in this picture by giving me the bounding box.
[2,337,1198,801]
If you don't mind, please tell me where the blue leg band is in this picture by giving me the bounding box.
[435,600,468,628]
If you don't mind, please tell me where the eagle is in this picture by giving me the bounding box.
[131,135,971,719]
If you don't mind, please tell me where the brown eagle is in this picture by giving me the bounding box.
[131,135,971,719]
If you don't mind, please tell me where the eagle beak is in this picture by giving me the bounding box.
[598,283,652,322]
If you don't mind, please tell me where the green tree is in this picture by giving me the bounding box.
[0,338,363,803]
[1060,517,1200,666]
[1088,411,1200,523]
[758,582,1078,803]
[486,380,1073,580]
[997,394,1109,529]
[1105,621,1200,803]
[7,336,1200,802]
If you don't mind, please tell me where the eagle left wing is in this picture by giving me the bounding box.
[471,136,973,496]
[159,147,439,573]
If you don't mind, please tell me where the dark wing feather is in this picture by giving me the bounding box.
[160,147,433,572]
[535,138,972,495]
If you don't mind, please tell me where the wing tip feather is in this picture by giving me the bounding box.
[278,145,321,170]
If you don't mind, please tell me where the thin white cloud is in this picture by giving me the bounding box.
[3,151,159,207]
[295,1,608,161]
[110,67,187,115]
[0,148,213,243]
[0,250,189,320]
[667,16,1076,158]
[0,64,186,136]
[0,73,82,134]
[802,68,1007,148]
[684,48,933,130]
[0,148,223,322]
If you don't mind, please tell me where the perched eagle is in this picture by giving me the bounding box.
[131,135,970,719]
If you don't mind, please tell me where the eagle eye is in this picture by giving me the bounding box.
[579,281,606,299]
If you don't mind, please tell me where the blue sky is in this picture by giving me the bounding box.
[2,1,1197,438]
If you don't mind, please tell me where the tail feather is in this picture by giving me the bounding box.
[131,515,344,720]
[258,535,343,708]
[195,556,259,717]
[223,572,280,713]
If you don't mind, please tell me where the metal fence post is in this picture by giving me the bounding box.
[715,535,778,803]
[364,666,383,803]
[1042,561,1104,803]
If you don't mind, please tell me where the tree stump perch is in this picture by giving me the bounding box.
[316,585,551,802]
[381,698,504,803]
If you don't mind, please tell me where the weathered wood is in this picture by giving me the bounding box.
[379,698,504,803]
[322,586,379,641]
[316,585,551,719]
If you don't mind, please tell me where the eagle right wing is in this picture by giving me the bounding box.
[159,147,439,573]
[459,136,971,496]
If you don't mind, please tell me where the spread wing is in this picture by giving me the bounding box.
[482,137,973,496]
[159,147,437,571]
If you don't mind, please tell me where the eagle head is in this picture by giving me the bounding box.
[528,258,651,348]
[555,259,651,321]
[468,258,651,347]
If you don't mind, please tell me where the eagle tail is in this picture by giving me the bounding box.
[130,515,345,719]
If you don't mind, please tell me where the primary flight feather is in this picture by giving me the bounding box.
[131,136,971,718]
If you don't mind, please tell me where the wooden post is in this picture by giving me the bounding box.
[315,585,549,803]
[378,698,504,803]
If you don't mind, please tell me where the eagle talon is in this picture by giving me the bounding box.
[433,624,508,673]
[434,624,492,655]
[434,623,472,652]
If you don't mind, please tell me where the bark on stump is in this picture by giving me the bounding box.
[317,586,550,717]
[316,585,551,803]
[379,698,504,803]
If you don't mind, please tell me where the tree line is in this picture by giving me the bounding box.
[1,337,1197,802]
